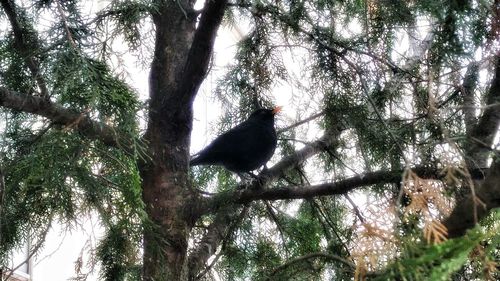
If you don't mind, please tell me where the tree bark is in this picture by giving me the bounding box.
[140,0,227,280]
[443,159,500,238]
[443,55,500,238]
[464,56,500,170]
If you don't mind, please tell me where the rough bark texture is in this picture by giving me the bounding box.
[140,0,227,280]
[461,62,479,137]
[444,159,500,238]
[443,56,500,237]
[464,56,500,170]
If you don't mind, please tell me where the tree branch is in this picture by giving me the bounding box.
[0,87,131,149]
[203,162,494,241]
[194,165,488,211]
[188,131,341,277]
[439,56,500,238]
[188,205,248,280]
[179,0,228,107]
[443,157,500,237]
[259,132,340,185]
[277,110,325,133]
[192,131,340,216]
[266,252,356,280]
[344,194,366,224]
[0,0,49,99]
[465,55,500,170]
[461,62,480,135]
[233,166,486,203]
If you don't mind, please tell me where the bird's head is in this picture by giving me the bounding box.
[249,106,282,122]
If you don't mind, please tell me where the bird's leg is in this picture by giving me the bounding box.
[248,171,269,190]
[236,173,254,188]
[236,172,264,190]
[246,171,259,179]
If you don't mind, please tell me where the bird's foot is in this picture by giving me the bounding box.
[236,173,254,188]
[237,172,265,190]
[248,172,267,190]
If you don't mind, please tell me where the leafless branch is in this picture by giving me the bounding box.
[233,166,455,203]
[189,205,249,280]
[278,110,325,133]
[55,0,78,49]
[344,194,366,224]
[3,219,52,281]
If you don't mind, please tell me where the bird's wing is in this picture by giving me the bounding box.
[206,122,255,152]
[192,121,256,163]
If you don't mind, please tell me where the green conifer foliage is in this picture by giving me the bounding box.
[0,0,499,280]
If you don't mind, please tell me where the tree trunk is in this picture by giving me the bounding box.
[139,0,227,279]
[141,6,194,279]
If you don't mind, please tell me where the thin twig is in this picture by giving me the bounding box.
[195,206,249,280]
[341,56,410,166]
[278,110,325,133]
[310,199,353,259]
[264,201,290,257]
[3,219,52,280]
[344,194,366,224]
[55,0,77,49]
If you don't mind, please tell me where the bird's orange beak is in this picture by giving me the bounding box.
[272,106,282,115]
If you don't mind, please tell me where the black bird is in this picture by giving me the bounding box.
[190,107,281,173]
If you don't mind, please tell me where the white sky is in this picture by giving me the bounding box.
[4,1,499,280]
[7,8,252,281]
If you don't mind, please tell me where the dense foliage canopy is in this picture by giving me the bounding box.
[0,0,499,280]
